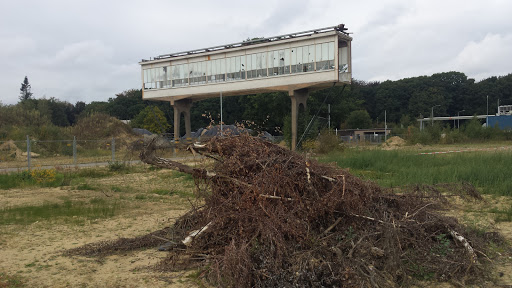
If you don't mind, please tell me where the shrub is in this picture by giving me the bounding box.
[316,129,344,154]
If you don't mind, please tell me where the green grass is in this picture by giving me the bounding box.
[169,171,195,183]
[0,271,24,288]
[75,183,96,191]
[320,149,512,195]
[0,167,133,190]
[152,188,192,197]
[0,198,121,226]
[489,205,512,222]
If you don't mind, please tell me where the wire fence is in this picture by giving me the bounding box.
[0,136,148,172]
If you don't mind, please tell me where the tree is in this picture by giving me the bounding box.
[345,110,372,129]
[19,76,33,101]
[132,106,170,134]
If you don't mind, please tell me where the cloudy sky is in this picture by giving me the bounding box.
[1,0,511,105]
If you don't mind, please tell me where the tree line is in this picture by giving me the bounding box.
[3,71,511,140]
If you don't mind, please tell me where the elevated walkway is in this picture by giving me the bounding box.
[139,24,352,149]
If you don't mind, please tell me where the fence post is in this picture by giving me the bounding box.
[73,136,77,166]
[26,135,31,171]
[111,137,115,162]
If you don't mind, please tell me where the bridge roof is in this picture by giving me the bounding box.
[140,24,349,63]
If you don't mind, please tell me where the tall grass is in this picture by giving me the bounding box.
[320,150,512,195]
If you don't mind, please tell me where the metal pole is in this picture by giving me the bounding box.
[431,107,434,126]
[220,91,223,137]
[384,110,387,141]
[328,104,331,131]
[487,95,489,127]
[73,136,77,166]
[431,105,440,127]
[26,135,31,171]
[111,137,115,162]
[457,110,464,130]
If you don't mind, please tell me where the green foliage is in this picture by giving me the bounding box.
[316,129,344,154]
[432,234,452,256]
[73,113,133,139]
[108,161,127,172]
[345,110,372,129]
[282,110,318,149]
[0,271,24,287]
[132,106,170,134]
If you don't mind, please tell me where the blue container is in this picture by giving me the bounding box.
[487,115,512,130]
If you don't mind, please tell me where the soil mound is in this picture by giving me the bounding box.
[0,140,23,160]
[383,136,406,150]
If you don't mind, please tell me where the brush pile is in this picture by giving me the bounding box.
[136,134,489,287]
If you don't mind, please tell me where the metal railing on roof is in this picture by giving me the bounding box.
[142,24,348,62]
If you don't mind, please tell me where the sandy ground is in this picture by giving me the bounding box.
[1,165,512,287]
[0,170,203,287]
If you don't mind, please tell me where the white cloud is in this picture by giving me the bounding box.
[40,40,113,68]
[1,0,512,105]
[451,33,512,79]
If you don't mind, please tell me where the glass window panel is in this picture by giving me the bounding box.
[278,50,285,75]
[321,43,329,61]
[284,48,290,74]
[329,42,335,61]
[260,52,267,77]
[246,54,252,72]
[148,68,154,83]
[309,45,315,63]
[184,64,188,84]
[316,44,322,63]
[236,56,241,80]
[302,46,308,72]
[203,62,207,83]
[207,61,212,82]
[269,51,277,76]
[290,48,296,73]
[189,63,195,85]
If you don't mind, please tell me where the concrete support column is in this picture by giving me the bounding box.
[289,88,309,151]
[172,99,193,140]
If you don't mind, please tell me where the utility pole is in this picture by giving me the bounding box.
[457,110,465,130]
[220,91,223,136]
[486,95,489,127]
[328,104,331,131]
[384,110,387,141]
[431,105,440,126]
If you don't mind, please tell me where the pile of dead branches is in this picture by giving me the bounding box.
[137,134,491,287]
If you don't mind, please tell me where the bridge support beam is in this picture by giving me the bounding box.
[289,89,309,151]
[172,99,193,140]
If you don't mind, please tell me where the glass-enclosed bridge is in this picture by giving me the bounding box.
[140,24,352,150]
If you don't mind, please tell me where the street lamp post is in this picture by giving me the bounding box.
[431,105,440,126]
[486,95,489,127]
[457,109,465,130]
